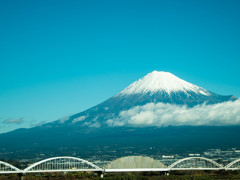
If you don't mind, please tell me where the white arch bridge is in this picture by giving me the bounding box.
[1,156,240,175]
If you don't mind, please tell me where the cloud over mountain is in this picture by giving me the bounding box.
[107,99,240,127]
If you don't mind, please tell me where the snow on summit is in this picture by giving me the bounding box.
[119,71,210,96]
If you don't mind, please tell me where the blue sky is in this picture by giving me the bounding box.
[0,0,239,133]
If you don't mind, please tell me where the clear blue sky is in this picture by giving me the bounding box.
[0,0,239,133]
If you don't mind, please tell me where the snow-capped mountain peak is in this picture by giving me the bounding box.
[119,71,210,96]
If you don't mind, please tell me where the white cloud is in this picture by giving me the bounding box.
[107,99,240,127]
[59,116,70,123]
[83,119,101,128]
[72,116,87,123]
[89,122,101,128]
[31,121,47,127]
[3,118,24,124]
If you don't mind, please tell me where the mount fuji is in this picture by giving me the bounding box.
[0,71,239,159]
[56,71,235,127]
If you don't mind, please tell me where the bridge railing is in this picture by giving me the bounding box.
[23,156,103,173]
[0,160,22,174]
[168,157,223,170]
[225,159,240,170]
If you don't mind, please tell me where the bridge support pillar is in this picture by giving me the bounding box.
[164,172,169,176]
[18,173,24,180]
[97,171,104,178]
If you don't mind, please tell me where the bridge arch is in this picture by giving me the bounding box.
[169,157,223,170]
[24,156,102,173]
[225,159,240,169]
[0,160,21,173]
